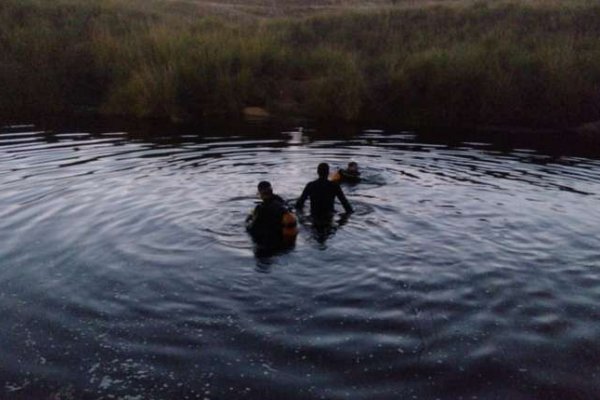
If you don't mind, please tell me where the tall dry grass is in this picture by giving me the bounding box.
[1,0,599,127]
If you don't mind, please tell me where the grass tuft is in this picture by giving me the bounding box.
[1,0,600,127]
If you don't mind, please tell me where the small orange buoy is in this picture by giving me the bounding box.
[330,171,342,183]
[282,211,298,245]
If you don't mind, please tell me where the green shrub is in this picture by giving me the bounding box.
[1,0,600,127]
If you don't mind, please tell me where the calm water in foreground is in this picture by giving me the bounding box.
[1,123,600,400]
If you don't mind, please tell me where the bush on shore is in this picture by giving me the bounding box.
[1,0,600,128]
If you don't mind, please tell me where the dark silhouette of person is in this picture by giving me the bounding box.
[332,161,361,184]
[246,181,297,249]
[296,163,354,219]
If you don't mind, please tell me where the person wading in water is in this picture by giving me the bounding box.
[295,163,354,218]
[331,161,361,184]
[247,181,297,249]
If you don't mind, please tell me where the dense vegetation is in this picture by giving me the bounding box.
[1,0,600,128]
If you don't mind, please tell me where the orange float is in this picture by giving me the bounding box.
[281,211,298,245]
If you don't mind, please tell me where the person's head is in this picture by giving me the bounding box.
[257,181,273,200]
[347,161,359,174]
[317,163,329,179]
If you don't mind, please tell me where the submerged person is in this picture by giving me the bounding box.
[296,163,354,219]
[331,161,361,184]
[246,181,298,249]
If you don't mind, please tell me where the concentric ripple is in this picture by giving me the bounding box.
[1,124,600,400]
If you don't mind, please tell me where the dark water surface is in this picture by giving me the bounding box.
[1,123,600,400]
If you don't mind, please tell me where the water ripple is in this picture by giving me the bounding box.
[1,125,600,399]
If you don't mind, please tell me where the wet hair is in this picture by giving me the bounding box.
[348,161,358,169]
[257,181,273,194]
[317,163,329,178]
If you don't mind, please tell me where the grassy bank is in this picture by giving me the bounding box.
[1,0,600,128]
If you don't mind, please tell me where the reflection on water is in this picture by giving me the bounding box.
[298,212,352,248]
[1,123,600,399]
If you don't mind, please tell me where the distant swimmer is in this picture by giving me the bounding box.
[331,161,361,184]
[296,163,354,218]
[246,181,298,248]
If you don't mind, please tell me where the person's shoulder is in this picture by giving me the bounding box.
[330,180,346,193]
[339,170,361,182]
[274,195,289,212]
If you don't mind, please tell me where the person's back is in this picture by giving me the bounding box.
[300,178,344,217]
[296,163,353,218]
[247,182,287,245]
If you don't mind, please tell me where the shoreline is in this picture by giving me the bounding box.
[3,111,600,159]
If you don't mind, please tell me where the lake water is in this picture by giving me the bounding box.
[1,123,600,400]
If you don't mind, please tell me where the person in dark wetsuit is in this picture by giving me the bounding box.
[296,163,354,218]
[246,181,287,246]
[333,161,361,184]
